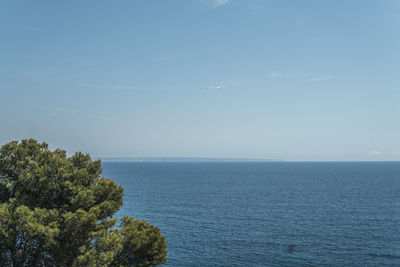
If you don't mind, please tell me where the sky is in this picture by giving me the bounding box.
[0,0,399,161]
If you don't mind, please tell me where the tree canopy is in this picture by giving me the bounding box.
[0,139,167,267]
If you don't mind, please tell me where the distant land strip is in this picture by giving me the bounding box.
[96,157,284,162]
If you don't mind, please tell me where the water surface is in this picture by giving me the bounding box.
[102,162,400,266]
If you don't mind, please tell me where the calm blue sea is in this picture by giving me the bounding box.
[102,162,400,266]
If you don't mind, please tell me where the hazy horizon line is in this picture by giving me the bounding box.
[96,157,399,163]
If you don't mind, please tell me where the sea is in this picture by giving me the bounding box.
[102,161,400,266]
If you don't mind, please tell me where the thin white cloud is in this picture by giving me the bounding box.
[79,60,96,67]
[77,82,139,91]
[270,71,281,78]
[295,20,307,25]
[247,3,263,12]
[197,0,230,10]
[369,151,382,156]
[309,76,333,82]
[212,0,230,8]
[30,27,41,32]
[50,107,78,118]
[153,56,171,62]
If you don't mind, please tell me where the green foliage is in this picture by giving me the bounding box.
[0,139,167,267]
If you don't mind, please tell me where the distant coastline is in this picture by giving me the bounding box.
[97,158,400,163]
[97,157,284,162]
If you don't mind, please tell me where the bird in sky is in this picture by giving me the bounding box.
[208,85,229,91]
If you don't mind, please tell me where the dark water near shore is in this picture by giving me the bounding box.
[102,162,400,266]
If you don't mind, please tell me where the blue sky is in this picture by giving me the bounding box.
[1,0,399,160]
